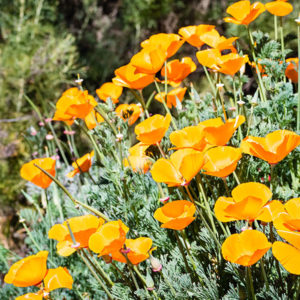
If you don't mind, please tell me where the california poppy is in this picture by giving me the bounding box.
[160,57,196,87]
[178,24,215,48]
[155,87,187,109]
[222,230,271,266]
[111,237,153,265]
[67,151,94,178]
[151,149,204,186]
[48,214,104,256]
[43,267,73,292]
[135,114,171,145]
[115,103,143,125]
[20,158,56,189]
[113,64,155,90]
[198,115,245,146]
[196,49,248,76]
[202,146,242,178]
[4,251,48,287]
[256,200,284,222]
[273,241,300,274]
[265,0,293,17]
[285,58,298,83]
[130,46,167,75]
[214,182,272,222]
[123,142,152,173]
[96,82,123,103]
[16,292,43,300]
[241,130,300,164]
[224,1,266,25]
[84,110,104,130]
[89,220,129,256]
[154,200,196,230]
[141,33,184,58]
[169,125,207,151]
[200,29,238,53]
[53,87,98,121]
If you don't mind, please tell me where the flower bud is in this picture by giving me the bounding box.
[150,255,162,272]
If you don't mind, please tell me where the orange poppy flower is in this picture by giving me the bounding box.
[141,33,184,58]
[196,49,248,76]
[53,87,98,121]
[285,58,298,83]
[249,60,267,77]
[123,142,152,173]
[178,24,215,48]
[224,1,266,25]
[200,29,238,52]
[115,103,143,125]
[16,292,43,300]
[130,46,167,75]
[273,198,300,250]
[84,110,104,130]
[96,82,123,104]
[214,182,272,222]
[265,0,293,17]
[160,57,196,87]
[20,158,56,189]
[89,220,129,256]
[222,230,271,266]
[155,87,187,109]
[113,64,155,90]
[4,251,48,287]
[67,150,94,178]
[135,114,171,145]
[198,115,245,146]
[151,149,204,186]
[111,237,153,265]
[169,126,207,151]
[202,146,242,178]
[273,241,300,274]
[48,214,104,256]
[43,267,73,292]
[154,200,196,230]
[241,130,300,164]
[256,200,284,222]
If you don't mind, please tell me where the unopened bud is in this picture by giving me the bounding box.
[150,256,162,272]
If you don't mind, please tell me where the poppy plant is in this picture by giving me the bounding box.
[67,150,94,178]
[178,24,215,48]
[202,146,242,178]
[155,87,187,109]
[285,58,298,83]
[141,33,184,58]
[265,0,293,17]
[84,109,104,130]
[135,114,171,145]
[222,230,271,266]
[48,214,104,256]
[214,182,272,222]
[20,158,56,189]
[198,115,245,146]
[113,63,155,90]
[130,46,167,75]
[96,82,123,104]
[256,200,284,222]
[241,130,300,164]
[224,1,266,25]
[151,149,204,186]
[89,220,129,256]
[154,200,196,230]
[53,87,98,122]
[110,237,154,265]
[200,29,238,53]
[169,125,207,151]
[4,251,49,287]
[115,103,143,125]
[123,142,152,173]
[160,57,196,87]
[196,49,248,76]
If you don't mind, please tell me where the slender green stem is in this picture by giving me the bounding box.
[274,15,278,41]
[161,272,176,297]
[111,262,131,285]
[130,89,150,118]
[95,106,118,136]
[247,26,267,102]
[247,267,256,300]
[279,17,286,63]
[233,171,241,185]
[33,164,110,221]
[222,178,230,197]
[260,259,269,290]
[297,24,300,132]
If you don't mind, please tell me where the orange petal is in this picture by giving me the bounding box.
[256,200,284,222]
[265,1,293,17]
[43,267,73,292]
